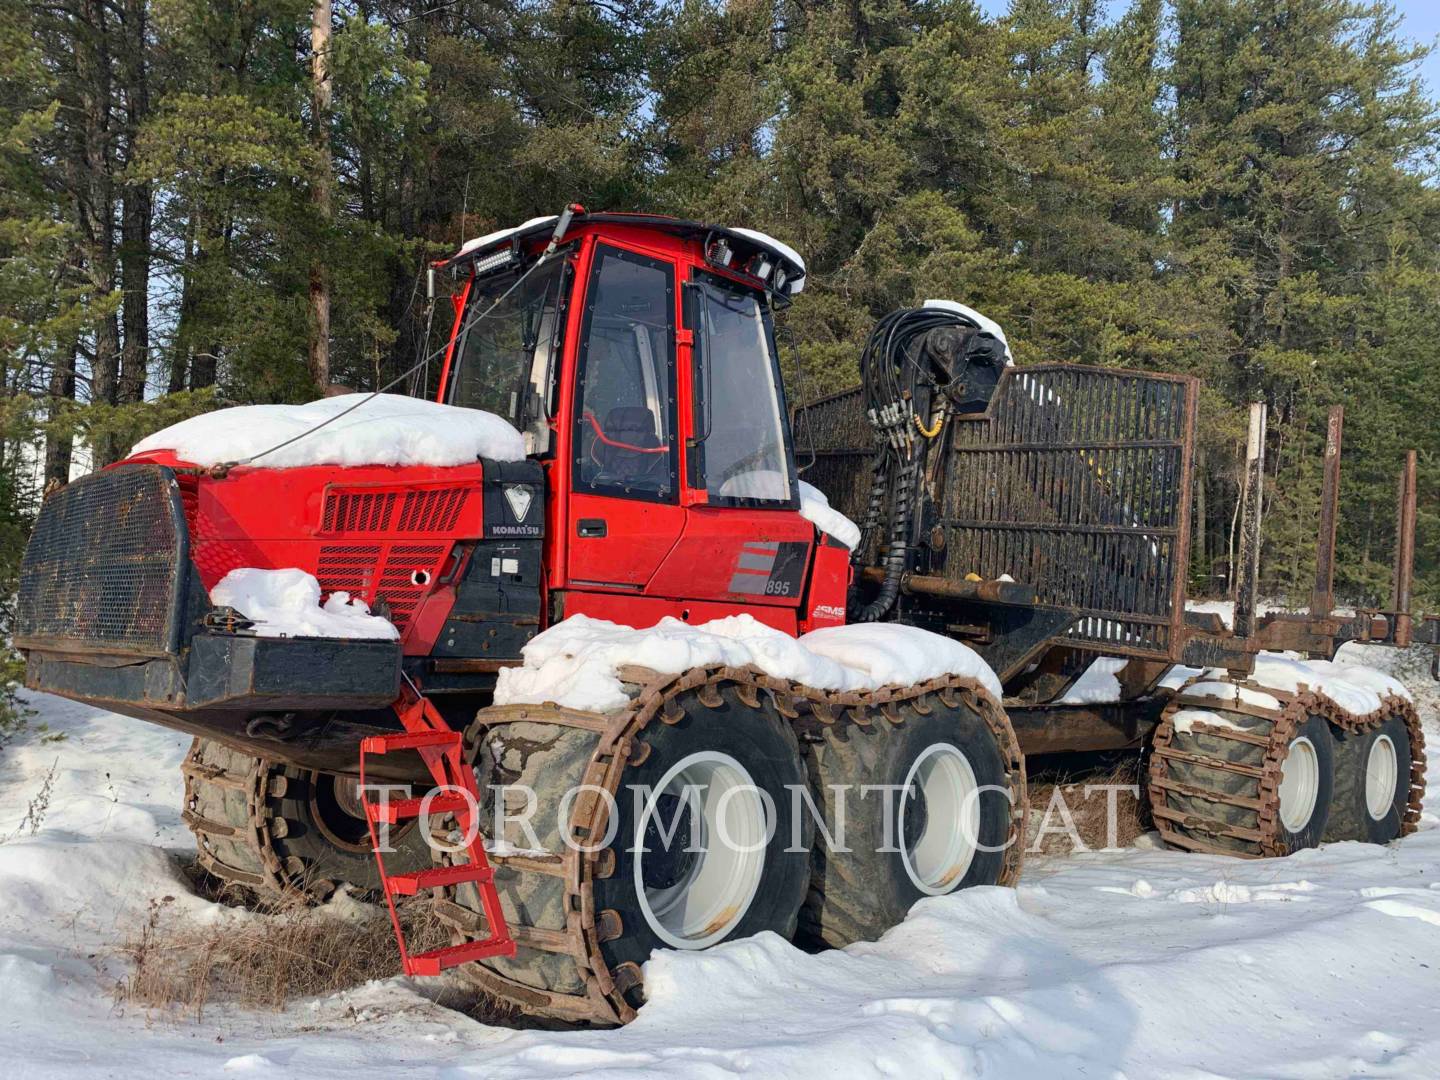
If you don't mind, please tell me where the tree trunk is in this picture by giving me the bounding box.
[117,0,151,407]
[76,0,120,467]
[308,0,332,392]
[44,337,79,487]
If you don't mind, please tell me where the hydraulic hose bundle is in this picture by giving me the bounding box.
[851,306,1007,622]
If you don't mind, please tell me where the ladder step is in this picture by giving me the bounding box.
[361,730,461,755]
[366,790,473,825]
[387,862,495,896]
[405,935,516,975]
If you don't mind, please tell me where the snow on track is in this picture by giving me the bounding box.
[493,613,1004,711]
[0,643,1437,1077]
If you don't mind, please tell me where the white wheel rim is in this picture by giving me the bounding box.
[1365,734,1399,821]
[634,751,767,950]
[1278,735,1320,833]
[900,743,980,895]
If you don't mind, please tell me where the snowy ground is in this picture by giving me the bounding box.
[2,643,1438,1078]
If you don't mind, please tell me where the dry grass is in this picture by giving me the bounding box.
[1025,758,1149,856]
[1,759,58,843]
[114,884,452,1021]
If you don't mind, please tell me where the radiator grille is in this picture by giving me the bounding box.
[320,486,470,535]
[398,488,468,532]
[323,491,397,533]
[16,465,187,656]
[316,542,447,631]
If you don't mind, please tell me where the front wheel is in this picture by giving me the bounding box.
[595,685,813,985]
[441,676,813,1023]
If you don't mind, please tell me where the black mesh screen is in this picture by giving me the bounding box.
[795,364,1199,661]
[17,465,187,656]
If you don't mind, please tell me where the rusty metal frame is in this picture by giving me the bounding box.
[939,364,1200,662]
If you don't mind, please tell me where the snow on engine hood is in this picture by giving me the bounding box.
[130,393,526,470]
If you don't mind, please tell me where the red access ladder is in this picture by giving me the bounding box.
[358,681,515,975]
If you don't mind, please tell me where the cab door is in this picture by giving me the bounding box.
[563,242,686,590]
[647,270,813,616]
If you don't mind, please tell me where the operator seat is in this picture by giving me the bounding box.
[597,405,664,485]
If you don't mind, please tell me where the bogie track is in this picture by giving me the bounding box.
[430,664,1027,1026]
[1148,678,1424,858]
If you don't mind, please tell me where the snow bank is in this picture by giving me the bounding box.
[211,568,398,640]
[0,642,1438,1077]
[131,393,525,470]
[1160,650,1410,715]
[798,480,860,550]
[494,613,1002,712]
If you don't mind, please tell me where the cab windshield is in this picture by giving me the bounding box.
[448,255,569,454]
[692,274,795,504]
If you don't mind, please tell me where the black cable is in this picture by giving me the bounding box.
[852,305,996,621]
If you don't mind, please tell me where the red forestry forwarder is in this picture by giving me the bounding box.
[15,209,1435,1024]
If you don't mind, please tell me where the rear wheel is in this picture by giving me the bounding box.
[1326,713,1414,845]
[798,689,1024,949]
[1151,705,1334,856]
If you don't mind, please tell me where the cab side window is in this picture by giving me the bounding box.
[573,246,677,499]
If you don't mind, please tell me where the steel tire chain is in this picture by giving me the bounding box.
[429,663,1027,1026]
[180,737,332,898]
[1148,676,1425,858]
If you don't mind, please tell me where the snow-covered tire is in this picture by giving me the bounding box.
[182,737,429,898]
[1325,713,1414,845]
[798,689,1024,949]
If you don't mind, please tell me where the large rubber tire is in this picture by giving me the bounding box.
[1325,713,1414,845]
[449,683,812,1018]
[594,684,812,992]
[799,693,1019,949]
[184,737,430,898]
[1162,712,1334,855]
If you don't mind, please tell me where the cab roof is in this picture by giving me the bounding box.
[444,211,807,297]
